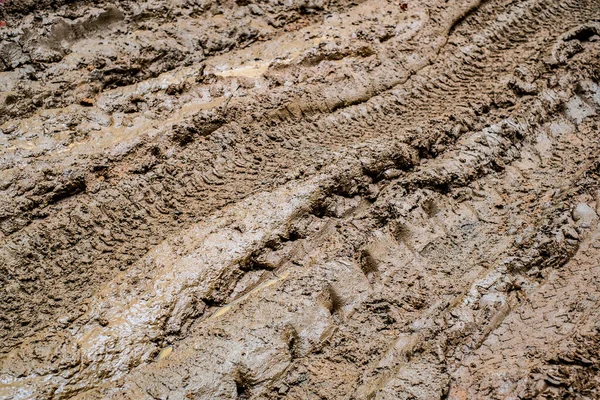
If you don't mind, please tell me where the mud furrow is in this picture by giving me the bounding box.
[0,0,595,354]
[1,0,600,398]
[1,31,600,397]
[94,84,600,400]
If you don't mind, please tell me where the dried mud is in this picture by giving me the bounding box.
[1,0,600,399]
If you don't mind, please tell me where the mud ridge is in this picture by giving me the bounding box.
[1,0,600,399]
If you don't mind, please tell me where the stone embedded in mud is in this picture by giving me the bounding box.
[156,346,173,361]
[79,97,94,107]
[573,202,597,226]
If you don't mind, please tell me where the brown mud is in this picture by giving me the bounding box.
[1,0,600,399]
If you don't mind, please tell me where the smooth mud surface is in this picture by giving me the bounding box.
[1,0,600,399]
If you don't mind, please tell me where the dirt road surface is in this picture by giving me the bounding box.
[1,0,600,398]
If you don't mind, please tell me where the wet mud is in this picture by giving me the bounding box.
[1,0,600,399]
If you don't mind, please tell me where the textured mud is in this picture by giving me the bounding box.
[1,0,600,399]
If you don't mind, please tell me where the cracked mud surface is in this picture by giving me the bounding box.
[1,0,600,398]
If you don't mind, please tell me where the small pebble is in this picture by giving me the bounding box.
[157,346,173,361]
[572,203,596,224]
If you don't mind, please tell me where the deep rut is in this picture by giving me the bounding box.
[1,0,600,399]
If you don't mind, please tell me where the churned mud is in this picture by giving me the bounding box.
[1,0,600,399]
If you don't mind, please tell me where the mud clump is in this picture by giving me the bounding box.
[1,0,600,399]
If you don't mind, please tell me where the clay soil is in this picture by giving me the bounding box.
[1,0,600,399]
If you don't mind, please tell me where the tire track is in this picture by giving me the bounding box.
[0,0,595,353]
[0,1,599,397]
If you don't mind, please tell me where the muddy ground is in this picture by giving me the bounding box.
[1,0,600,398]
